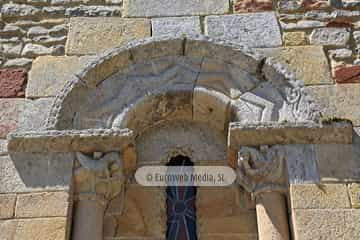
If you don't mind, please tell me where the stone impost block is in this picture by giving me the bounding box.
[0,218,68,240]
[292,209,360,240]
[205,12,282,48]
[0,154,73,193]
[7,129,134,153]
[0,99,24,139]
[151,16,201,36]
[290,184,350,209]
[309,28,351,47]
[0,69,27,98]
[306,84,360,126]
[124,0,229,17]
[259,46,332,85]
[229,121,353,149]
[315,144,360,182]
[0,194,16,219]
[348,183,360,208]
[27,56,95,98]
[15,192,70,218]
[66,17,151,55]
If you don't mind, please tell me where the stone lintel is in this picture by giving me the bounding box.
[7,128,134,153]
[229,121,353,148]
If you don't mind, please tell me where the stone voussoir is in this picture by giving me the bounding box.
[229,121,353,148]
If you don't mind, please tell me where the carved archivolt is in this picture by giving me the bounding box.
[236,145,286,196]
[43,35,321,133]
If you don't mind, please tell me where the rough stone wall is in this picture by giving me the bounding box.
[1,0,360,240]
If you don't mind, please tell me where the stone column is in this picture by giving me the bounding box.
[235,145,289,240]
[72,152,124,240]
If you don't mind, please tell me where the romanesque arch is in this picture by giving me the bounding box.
[7,35,353,240]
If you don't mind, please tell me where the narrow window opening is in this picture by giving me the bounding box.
[166,155,197,240]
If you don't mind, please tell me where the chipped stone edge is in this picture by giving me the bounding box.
[7,128,134,153]
[229,121,353,147]
[43,35,321,131]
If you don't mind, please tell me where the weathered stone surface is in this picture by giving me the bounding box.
[281,20,326,30]
[151,16,201,36]
[292,209,360,240]
[65,6,122,17]
[0,140,8,156]
[0,153,73,193]
[27,26,48,37]
[0,43,23,58]
[0,69,27,98]
[104,184,166,238]
[197,186,257,237]
[8,129,134,153]
[27,56,94,98]
[348,183,360,208]
[4,58,32,69]
[309,28,351,47]
[277,0,302,12]
[0,99,24,139]
[290,184,350,209]
[206,12,282,48]
[0,194,16,219]
[302,0,330,10]
[197,58,260,98]
[333,65,360,83]
[329,49,353,60]
[0,218,67,240]
[136,121,227,163]
[229,121,352,149]
[315,144,360,182]
[1,4,40,19]
[307,84,360,125]
[15,192,69,217]
[22,44,63,58]
[124,0,229,17]
[283,145,319,184]
[66,17,150,55]
[283,32,307,46]
[259,46,332,85]
[18,98,53,131]
[193,87,230,131]
[233,0,273,13]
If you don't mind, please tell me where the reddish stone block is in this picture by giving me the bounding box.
[0,99,24,139]
[0,69,27,98]
[301,0,330,10]
[334,65,360,83]
[326,21,353,28]
[233,0,273,13]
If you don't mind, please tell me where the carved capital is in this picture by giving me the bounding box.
[74,152,125,201]
[235,145,286,196]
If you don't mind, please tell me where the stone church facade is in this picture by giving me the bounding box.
[1,0,360,240]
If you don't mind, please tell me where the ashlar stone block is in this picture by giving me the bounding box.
[27,56,95,98]
[124,0,229,17]
[290,184,350,209]
[348,183,360,208]
[152,16,201,36]
[309,28,350,47]
[15,192,70,218]
[259,46,332,85]
[66,17,151,55]
[0,194,16,219]
[205,12,282,48]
